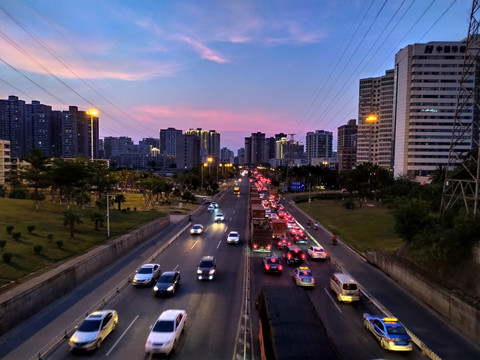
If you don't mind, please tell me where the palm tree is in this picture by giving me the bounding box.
[114,194,126,210]
[62,208,83,237]
[90,212,104,230]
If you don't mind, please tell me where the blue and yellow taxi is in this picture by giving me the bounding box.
[293,266,315,287]
[363,314,413,351]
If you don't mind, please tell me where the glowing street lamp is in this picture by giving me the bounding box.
[202,162,208,189]
[87,109,98,161]
[366,114,378,163]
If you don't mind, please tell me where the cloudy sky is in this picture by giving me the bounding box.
[0,0,472,152]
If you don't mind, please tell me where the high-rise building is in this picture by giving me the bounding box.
[176,134,200,171]
[220,147,234,163]
[78,110,99,159]
[159,128,182,156]
[337,119,357,171]
[185,128,220,163]
[393,40,469,183]
[357,69,394,169]
[61,106,80,159]
[237,147,245,165]
[0,95,27,158]
[26,100,52,156]
[305,130,333,165]
[0,139,11,184]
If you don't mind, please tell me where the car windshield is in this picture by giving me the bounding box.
[343,283,358,290]
[266,258,278,264]
[138,267,153,274]
[200,260,214,267]
[159,274,174,283]
[300,270,312,276]
[386,325,407,335]
[193,225,201,229]
[229,232,238,237]
[78,319,101,332]
[152,320,174,332]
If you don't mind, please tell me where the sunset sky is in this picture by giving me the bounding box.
[0,0,472,152]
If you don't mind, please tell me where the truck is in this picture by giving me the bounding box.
[270,218,287,239]
[250,203,272,252]
[256,285,340,360]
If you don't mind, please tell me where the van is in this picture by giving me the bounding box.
[330,272,360,302]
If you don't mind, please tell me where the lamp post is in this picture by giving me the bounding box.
[366,114,378,163]
[106,194,111,237]
[87,109,98,161]
[218,163,222,183]
[207,157,213,175]
[201,162,207,189]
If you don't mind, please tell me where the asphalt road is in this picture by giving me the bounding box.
[1,177,479,360]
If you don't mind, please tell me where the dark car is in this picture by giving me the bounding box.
[153,271,181,296]
[294,233,309,244]
[284,245,305,265]
[262,256,283,274]
[197,256,217,280]
[276,237,291,250]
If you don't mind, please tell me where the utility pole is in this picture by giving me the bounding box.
[441,0,480,216]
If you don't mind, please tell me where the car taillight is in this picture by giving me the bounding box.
[267,245,272,250]
[278,241,282,246]
[278,265,283,271]
[253,244,258,249]
[301,254,306,260]
[265,264,270,270]
[287,253,292,259]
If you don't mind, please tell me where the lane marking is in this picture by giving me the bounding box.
[190,240,199,250]
[324,287,342,313]
[217,240,222,249]
[106,314,139,356]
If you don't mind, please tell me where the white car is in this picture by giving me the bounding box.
[69,310,118,351]
[214,212,225,222]
[227,231,240,244]
[207,204,215,212]
[190,224,204,235]
[145,309,187,355]
[307,246,328,260]
[133,263,161,286]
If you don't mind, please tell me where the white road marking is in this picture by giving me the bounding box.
[217,240,222,249]
[191,240,199,250]
[106,314,139,356]
[324,287,342,313]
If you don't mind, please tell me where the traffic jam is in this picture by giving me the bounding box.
[249,171,413,354]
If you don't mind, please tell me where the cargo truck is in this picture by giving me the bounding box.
[270,218,287,239]
[250,203,272,251]
[256,286,340,360]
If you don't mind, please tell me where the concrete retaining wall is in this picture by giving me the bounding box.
[0,216,170,336]
[364,251,480,343]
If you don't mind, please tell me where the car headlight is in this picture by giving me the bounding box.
[197,269,202,274]
[167,285,174,291]
[154,285,158,291]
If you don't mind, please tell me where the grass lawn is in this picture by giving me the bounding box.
[296,197,404,252]
[0,194,197,288]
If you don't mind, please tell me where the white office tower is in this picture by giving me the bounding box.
[393,40,470,183]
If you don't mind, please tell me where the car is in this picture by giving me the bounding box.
[276,237,291,250]
[207,204,215,212]
[197,256,217,280]
[211,202,219,208]
[293,266,315,287]
[289,225,303,236]
[227,231,240,244]
[286,220,296,229]
[214,212,225,222]
[294,233,309,244]
[203,197,212,204]
[363,314,413,351]
[154,271,181,296]
[69,310,118,351]
[277,209,286,218]
[190,224,204,235]
[269,212,279,220]
[145,309,187,355]
[133,263,161,286]
[307,246,328,260]
[262,256,283,274]
[284,245,305,265]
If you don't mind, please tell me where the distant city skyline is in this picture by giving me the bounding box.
[0,0,472,152]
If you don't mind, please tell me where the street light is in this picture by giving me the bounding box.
[366,114,378,163]
[87,109,98,161]
[207,157,213,175]
[201,162,208,189]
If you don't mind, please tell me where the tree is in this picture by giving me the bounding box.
[90,212,104,230]
[114,194,126,210]
[18,149,50,210]
[62,208,83,238]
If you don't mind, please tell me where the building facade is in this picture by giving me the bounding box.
[305,130,333,165]
[337,119,357,171]
[357,69,394,169]
[393,40,469,182]
[0,139,11,185]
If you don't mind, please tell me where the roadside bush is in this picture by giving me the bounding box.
[2,252,12,264]
[12,232,22,241]
[0,240,6,251]
[9,188,27,199]
[342,199,355,210]
[6,225,14,234]
[0,184,6,197]
[33,244,43,254]
[55,240,63,249]
[27,225,36,234]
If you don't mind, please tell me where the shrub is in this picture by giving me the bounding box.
[2,252,12,264]
[48,234,54,241]
[0,240,6,251]
[6,225,14,234]
[27,225,36,234]
[33,244,43,254]
[12,232,21,241]
[342,199,356,210]
[9,188,27,199]
[55,240,63,249]
[0,184,6,197]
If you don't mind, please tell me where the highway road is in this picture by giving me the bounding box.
[1,176,480,359]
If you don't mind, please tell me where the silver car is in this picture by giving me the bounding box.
[133,263,161,286]
[69,310,118,351]
[190,224,204,235]
[226,231,240,244]
[214,212,225,222]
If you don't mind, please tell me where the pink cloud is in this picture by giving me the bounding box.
[174,34,229,63]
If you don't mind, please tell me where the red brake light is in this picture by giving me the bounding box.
[287,253,292,259]
[278,265,283,271]
[294,249,298,253]
[301,254,306,260]
[265,264,270,270]
[267,245,272,250]
[278,241,282,246]
[271,258,276,263]
[253,244,258,249]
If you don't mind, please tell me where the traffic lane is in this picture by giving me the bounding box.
[0,221,188,360]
